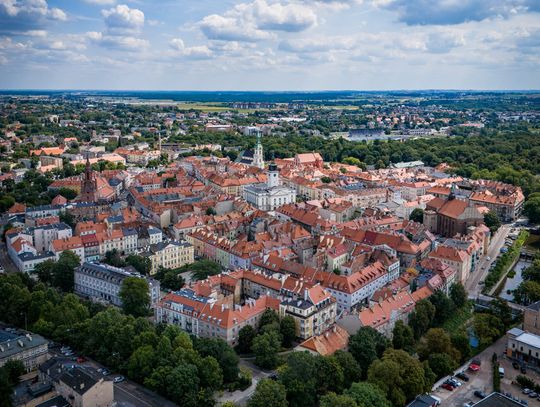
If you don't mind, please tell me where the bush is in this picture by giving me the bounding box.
[493,361,500,392]
[516,374,535,389]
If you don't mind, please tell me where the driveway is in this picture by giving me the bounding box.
[216,359,272,406]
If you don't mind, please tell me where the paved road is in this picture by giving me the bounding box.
[216,359,271,406]
[466,224,512,297]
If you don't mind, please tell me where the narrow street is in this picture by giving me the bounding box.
[466,224,512,297]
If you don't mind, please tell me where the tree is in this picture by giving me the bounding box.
[392,320,415,353]
[449,283,468,308]
[238,325,256,353]
[128,345,156,382]
[205,207,216,216]
[188,260,222,281]
[315,355,345,395]
[194,337,239,383]
[344,382,392,407]
[53,250,80,292]
[0,368,13,407]
[515,280,540,305]
[473,313,504,348]
[2,360,24,385]
[248,379,288,407]
[409,208,424,223]
[429,290,455,326]
[59,211,75,228]
[279,352,317,407]
[417,328,460,362]
[484,211,501,233]
[490,298,513,329]
[320,393,358,407]
[524,195,540,224]
[259,309,280,329]
[125,255,152,275]
[368,349,432,407]
[104,249,125,268]
[196,356,223,391]
[58,187,78,201]
[280,316,297,347]
[33,259,55,285]
[451,332,472,363]
[333,350,362,388]
[428,353,458,379]
[348,327,389,377]
[252,331,281,369]
[119,277,150,317]
[409,299,435,338]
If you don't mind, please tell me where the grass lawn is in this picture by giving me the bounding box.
[442,304,473,333]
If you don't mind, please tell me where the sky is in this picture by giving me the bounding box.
[0,0,539,90]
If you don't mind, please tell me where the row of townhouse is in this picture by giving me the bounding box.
[321,260,401,313]
[187,229,264,270]
[140,241,194,274]
[6,223,72,272]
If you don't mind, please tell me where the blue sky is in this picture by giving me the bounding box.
[0,0,539,90]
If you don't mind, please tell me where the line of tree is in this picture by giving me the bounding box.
[0,272,241,406]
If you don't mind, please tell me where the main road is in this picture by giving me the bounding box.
[465,224,512,297]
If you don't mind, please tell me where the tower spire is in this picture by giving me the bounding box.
[252,129,264,169]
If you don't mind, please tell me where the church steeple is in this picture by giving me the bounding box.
[252,129,264,169]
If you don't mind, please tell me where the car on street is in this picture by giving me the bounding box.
[469,363,480,372]
[101,369,110,376]
[474,390,487,399]
[529,392,537,398]
[522,389,531,395]
[113,376,125,383]
[449,378,462,387]
[513,362,520,369]
[520,400,529,406]
[77,357,86,363]
[521,366,527,374]
[442,383,454,391]
[456,372,470,381]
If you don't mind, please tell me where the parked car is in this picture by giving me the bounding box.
[101,369,110,376]
[77,357,86,364]
[522,389,531,395]
[113,376,125,383]
[529,392,538,398]
[521,366,527,374]
[469,363,480,372]
[474,391,487,399]
[449,378,462,387]
[513,362,520,369]
[520,400,529,406]
[456,372,470,381]
[442,383,454,391]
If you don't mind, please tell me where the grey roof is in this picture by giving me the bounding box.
[58,367,98,395]
[18,251,56,262]
[406,394,439,407]
[0,330,48,360]
[36,395,70,407]
[472,392,523,406]
[527,301,540,311]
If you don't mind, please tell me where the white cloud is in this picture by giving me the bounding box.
[169,37,212,58]
[85,0,116,5]
[200,14,273,42]
[426,31,466,53]
[96,35,149,50]
[279,36,356,52]
[23,29,47,37]
[0,0,67,32]
[251,0,317,32]
[102,4,144,34]
[198,0,318,42]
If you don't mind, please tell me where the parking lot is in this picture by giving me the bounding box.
[432,336,540,407]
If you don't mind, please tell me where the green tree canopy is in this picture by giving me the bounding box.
[344,382,392,407]
[248,379,288,407]
[348,327,390,377]
[119,277,150,317]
